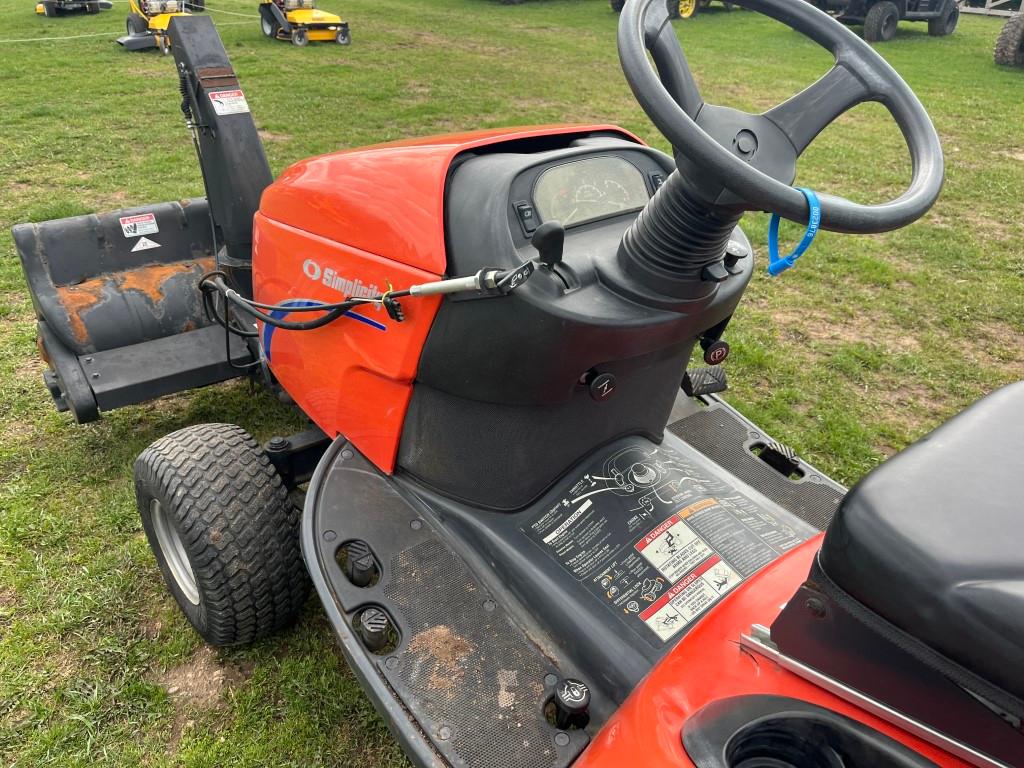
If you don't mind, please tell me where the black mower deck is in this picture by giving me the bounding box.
[304,393,845,768]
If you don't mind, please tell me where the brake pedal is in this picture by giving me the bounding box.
[682,366,728,397]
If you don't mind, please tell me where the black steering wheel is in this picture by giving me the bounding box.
[618,0,944,233]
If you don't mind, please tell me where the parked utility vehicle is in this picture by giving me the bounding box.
[809,0,959,40]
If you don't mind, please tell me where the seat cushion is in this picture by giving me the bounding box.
[820,381,1024,701]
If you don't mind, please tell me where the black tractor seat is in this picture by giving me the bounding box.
[819,380,1024,703]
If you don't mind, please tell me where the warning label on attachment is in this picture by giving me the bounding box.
[119,212,158,238]
[208,89,251,116]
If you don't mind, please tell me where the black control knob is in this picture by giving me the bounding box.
[344,540,378,587]
[531,221,565,269]
[702,339,730,366]
[359,607,391,653]
[552,678,591,730]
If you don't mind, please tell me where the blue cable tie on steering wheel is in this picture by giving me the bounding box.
[768,187,821,277]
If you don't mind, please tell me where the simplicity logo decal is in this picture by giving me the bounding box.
[303,258,382,299]
[261,259,388,363]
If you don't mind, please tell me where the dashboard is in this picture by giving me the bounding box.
[533,156,652,229]
[505,148,668,242]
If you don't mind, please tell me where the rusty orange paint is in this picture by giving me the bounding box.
[117,257,215,303]
[54,257,215,346]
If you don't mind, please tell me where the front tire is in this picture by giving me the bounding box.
[135,423,309,647]
[336,27,351,45]
[927,0,958,36]
[994,12,1024,67]
[863,1,899,42]
[291,27,308,46]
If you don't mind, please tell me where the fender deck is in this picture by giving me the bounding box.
[303,395,847,768]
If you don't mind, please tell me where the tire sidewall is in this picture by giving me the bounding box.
[136,466,211,637]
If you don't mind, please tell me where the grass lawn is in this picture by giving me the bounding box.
[1,0,1021,765]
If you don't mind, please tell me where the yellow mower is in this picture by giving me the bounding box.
[259,0,350,46]
[36,0,112,16]
[118,0,202,54]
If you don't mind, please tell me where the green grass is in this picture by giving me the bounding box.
[1,0,1021,764]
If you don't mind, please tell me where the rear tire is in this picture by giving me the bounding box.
[610,0,625,10]
[42,2,58,17]
[668,0,699,18]
[127,13,147,34]
[261,13,279,38]
[291,27,308,46]
[863,1,899,42]
[85,2,100,13]
[134,423,309,647]
[994,12,1024,67]
[927,0,958,36]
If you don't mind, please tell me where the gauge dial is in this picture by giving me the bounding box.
[533,156,651,229]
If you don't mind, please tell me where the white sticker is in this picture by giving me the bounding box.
[208,89,250,116]
[119,212,159,238]
[639,556,741,641]
[131,236,161,252]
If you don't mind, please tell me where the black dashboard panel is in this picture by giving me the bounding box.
[505,144,669,242]
[404,130,755,510]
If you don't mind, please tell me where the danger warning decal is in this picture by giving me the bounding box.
[208,89,250,116]
[119,213,158,238]
[523,438,817,644]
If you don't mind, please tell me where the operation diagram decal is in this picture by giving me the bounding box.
[524,439,817,643]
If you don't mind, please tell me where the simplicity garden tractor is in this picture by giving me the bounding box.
[12,2,1022,767]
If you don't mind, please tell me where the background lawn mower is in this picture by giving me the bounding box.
[12,3,1022,768]
[612,0,736,20]
[118,0,203,53]
[35,0,112,17]
[259,0,350,47]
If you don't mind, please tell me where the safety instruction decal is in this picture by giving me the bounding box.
[523,439,817,644]
[208,89,251,116]
[130,236,160,253]
[119,213,159,238]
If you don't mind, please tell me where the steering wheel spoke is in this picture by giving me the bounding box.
[763,63,873,156]
[643,2,704,117]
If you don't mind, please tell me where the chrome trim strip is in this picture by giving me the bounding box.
[740,626,1011,768]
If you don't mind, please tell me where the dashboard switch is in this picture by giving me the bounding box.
[514,201,539,235]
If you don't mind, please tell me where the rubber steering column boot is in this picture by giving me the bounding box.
[617,170,742,301]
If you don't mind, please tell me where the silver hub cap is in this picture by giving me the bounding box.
[150,499,200,606]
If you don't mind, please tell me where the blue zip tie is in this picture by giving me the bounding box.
[768,187,821,277]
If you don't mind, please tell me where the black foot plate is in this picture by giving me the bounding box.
[668,398,846,531]
[304,441,588,768]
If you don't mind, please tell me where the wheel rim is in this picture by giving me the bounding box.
[883,13,896,37]
[262,17,271,35]
[679,0,696,17]
[150,498,200,605]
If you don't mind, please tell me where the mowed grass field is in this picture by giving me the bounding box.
[1,0,1021,765]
